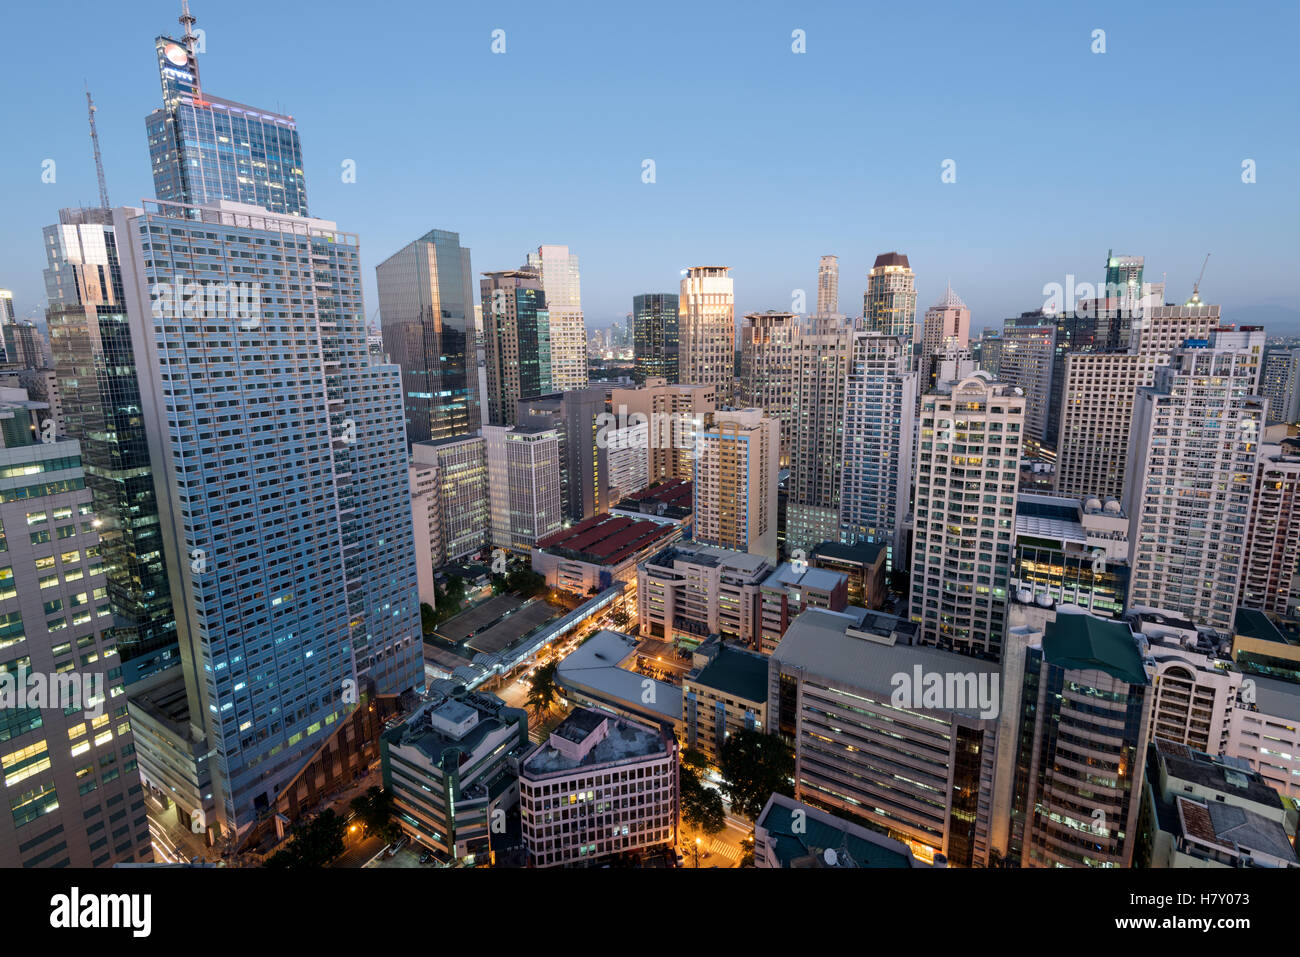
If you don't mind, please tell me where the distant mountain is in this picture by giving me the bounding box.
[1224,304,1300,335]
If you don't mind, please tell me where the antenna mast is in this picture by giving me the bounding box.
[85,85,111,209]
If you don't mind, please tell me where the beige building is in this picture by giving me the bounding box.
[637,542,772,647]
[694,408,779,562]
[484,423,563,553]
[816,255,838,316]
[678,266,734,395]
[523,244,588,393]
[680,638,769,765]
[1240,443,1300,618]
[738,311,797,466]
[787,315,851,553]
[608,376,715,483]
[919,285,970,392]
[408,435,489,599]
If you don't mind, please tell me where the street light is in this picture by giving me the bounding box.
[694,837,700,869]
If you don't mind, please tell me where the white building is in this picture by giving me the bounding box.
[523,244,588,392]
[484,423,563,554]
[678,267,734,396]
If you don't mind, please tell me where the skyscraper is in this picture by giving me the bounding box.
[786,315,850,554]
[910,369,1025,658]
[1124,328,1265,632]
[816,255,839,316]
[632,293,679,384]
[116,199,422,836]
[376,229,481,445]
[919,285,970,392]
[1240,442,1300,618]
[694,409,779,562]
[145,6,308,216]
[481,270,551,426]
[523,245,587,393]
[678,267,735,393]
[739,311,797,467]
[998,320,1056,445]
[43,208,178,686]
[608,377,715,483]
[839,333,916,569]
[484,423,563,553]
[1261,347,1300,425]
[863,252,917,367]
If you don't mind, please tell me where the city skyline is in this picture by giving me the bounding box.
[1,1,1297,334]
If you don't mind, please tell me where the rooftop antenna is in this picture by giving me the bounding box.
[1187,254,1211,306]
[179,0,199,57]
[84,84,111,209]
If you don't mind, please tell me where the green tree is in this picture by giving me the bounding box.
[350,786,401,844]
[680,763,725,835]
[264,809,347,868]
[681,748,710,772]
[526,660,560,717]
[717,730,795,821]
[738,835,755,868]
[420,602,437,634]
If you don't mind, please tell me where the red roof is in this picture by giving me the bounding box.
[628,478,692,509]
[535,513,677,567]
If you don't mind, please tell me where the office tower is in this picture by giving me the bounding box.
[997,605,1152,867]
[483,423,563,552]
[839,333,916,569]
[632,293,679,384]
[43,208,178,686]
[1240,443,1300,618]
[0,391,153,867]
[1055,304,1218,500]
[376,229,480,445]
[519,387,610,523]
[1104,251,1144,313]
[1,323,46,370]
[1124,328,1266,633]
[786,315,850,553]
[605,419,649,500]
[519,707,679,868]
[410,436,489,573]
[1012,494,1129,617]
[911,370,1025,658]
[694,409,779,562]
[769,607,1000,867]
[739,311,797,467]
[919,285,970,391]
[863,253,917,368]
[523,245,587,392]
[637,542,772,646]
[1261,348,1300,425]
[1013,308,1098,448]
[382,686,531,864]
[816,255,839,316]
[678,267,734,393]
[145,8,308,215]
[0,289,13,324]
[608,377,715,483]
[998,320,1056,444]
[974,333,1003,378]
[115,199,422,837]
[481,270,551,425]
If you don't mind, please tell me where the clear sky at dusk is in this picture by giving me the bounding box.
[2,0,1297,331]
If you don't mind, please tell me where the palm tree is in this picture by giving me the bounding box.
[526,661,560,717]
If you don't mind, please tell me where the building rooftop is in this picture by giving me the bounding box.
[1155,738,1286,812]
[623,478,693,510]
[756,794,923,868]
[523,708,669,776]
[535,513,677,567]
[554,630,681,724]
[1234,607,1300,647]
[384,689,526,770]
[762,563,846,594]
[809,540,886,566]
[872,252,910,270]
[1042,611,1148,685]
[689,644,769,704]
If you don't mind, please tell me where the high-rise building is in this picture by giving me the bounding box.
[786,315,851,554]
[0,391,153,867]
[0,289,14,324]
[997,604,1153,867]
[694,409,779,562]
[632,293,679,384]
[43,208,179,686]
[608,377,715,483]
[1239,443,1300,618]
[409,435,489,574]
[739,311,797,467]
[1261,348,1300,425]
[678,267,735,393]
[523,245,587,392]
[484,423,563,553]
[769,606,1000,867]
[1011,493,1130,617]
[1104,251,1145,314]
[863,253,917,367]
[1,322,46,370]
[1124,328,1265,633]
[376,229,480,445]
[919,285,970,392]
[1054,303,1218,500]
[839,333,916,569]
[145,8,308,216]
[816,255,839,316]
[116,199,423,837]
[1010,308,1097,448]
[518,387,610,522]
[911,369,1025,658]
[998,320,1056,444]
[481,270,551,426]
[974,333,1003,378]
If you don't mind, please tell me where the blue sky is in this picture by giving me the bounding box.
[3,0,1298,332]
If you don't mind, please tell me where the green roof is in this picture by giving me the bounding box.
[1042,613,1148,686]
[1234,607,1300,646]
[691,645,769,703]
[759,803,913,868]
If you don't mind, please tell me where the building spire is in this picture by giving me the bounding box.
[179,0,199,56]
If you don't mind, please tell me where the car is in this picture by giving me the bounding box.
[419,851,433,864]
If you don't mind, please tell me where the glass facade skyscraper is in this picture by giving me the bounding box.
[376,229,481,444]
[481,271,551,426]
[145,28,308,216]
[632,293,679,384]
[43,208,179,686]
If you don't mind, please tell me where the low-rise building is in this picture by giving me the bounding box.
[809,540,888,609]
[758,563,849,654]
[554,630,681,732]
[680,637,768,765]
[531,512,680,598]
[519,707,679,867]
[637,542,773,649]
[610,478,693,537]
[754,793,936,868]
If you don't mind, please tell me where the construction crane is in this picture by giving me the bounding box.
[85,85,110,209]
[1187,253,1210,306]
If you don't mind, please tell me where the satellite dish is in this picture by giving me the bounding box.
[823,848,838,867]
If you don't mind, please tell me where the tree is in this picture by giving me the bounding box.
[680,763,725,835]
[681,748,710,772]
[420,602,437,634]
[350,786,401,844]
[526,660,560,717]
[264,809,347,868]
[738,835,755,868]
[717,730,795,821]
